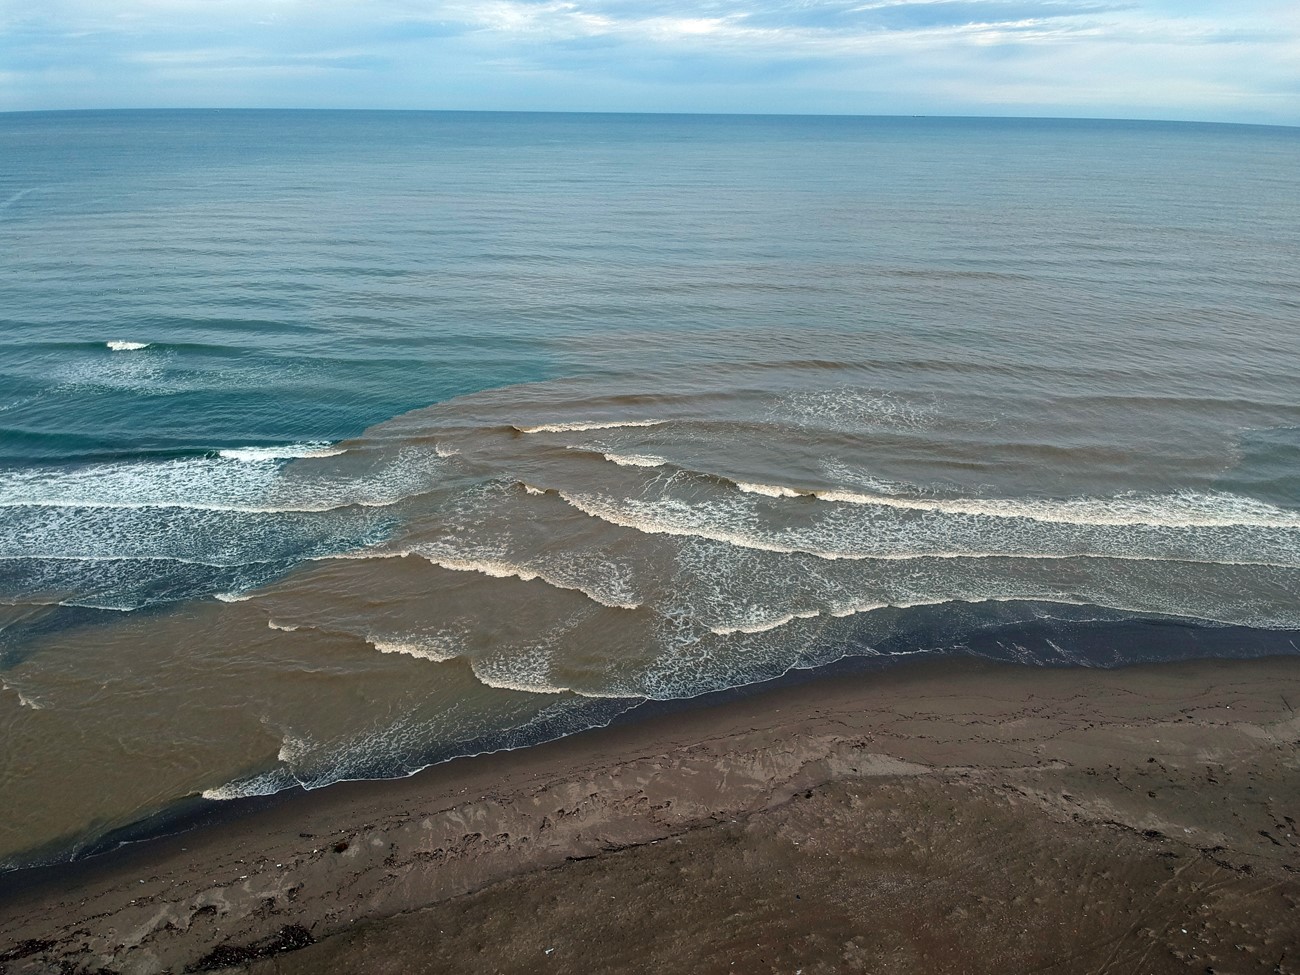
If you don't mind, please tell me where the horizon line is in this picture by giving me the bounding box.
[2,107,1297,131]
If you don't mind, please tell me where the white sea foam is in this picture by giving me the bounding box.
[736,481,806,499]
[199,695,644,806]
[427,554,544,581]
[818,460,918,498]
[202,768,297,801]
[1,678,44,711]
[772,388,935,433]
[515,419,666,434]
[733,473,1300,530]
[556,488,1300,570]
[602,452,668,468]
[576,479,1300,538]
[406,548,642,611]
[710,610,820,636]
[828,599,890,618]
[214,591,254,602]
[0,552,270,567]
[370,638,459,663]
[0,395,37,415]
[267,620,299,632]
[711,591,1246,643]
[277,734,313,763]
[0,187,38,213]
[218,443,346,462]
[670,519,1300,637]
[470,646,570,695]
[55,345,173,395]
[810,486,1300,529]
[1,502,389,576]
[193,756,338,803]
[0,446,439,513]
[560,490,806,556]
[106,340,150,352]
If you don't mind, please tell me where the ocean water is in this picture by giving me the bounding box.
[1,110,1298,869]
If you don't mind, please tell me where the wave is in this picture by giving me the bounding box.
[0,678,45,711]
[0,447,439,513]
[217,443,347,462]
[397,548,642,611]
[0,187,38,212]
[703,596,1006,638]
[0,553,281,568]
[470,656,572,695]
[600,452,668,468]
[105,341,151,352]
[465,642,650,700]
[561,446,678,470]
[574,445,1300,531]
[725,474,1300,530]
[1,505,392,573]
[514,419,666,434]
[609,458,1300,529]
[369,638,460,663]
[201,769,296,802]
[200,693,644,804]
[769,387,937,433]
[810,487,1300,529]
[555,490,1300,568]
[736,481,805,499]
[717,591,1299,642]
[709,609,822,636]
[3,498,388,514]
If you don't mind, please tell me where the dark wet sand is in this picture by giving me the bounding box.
[3,655,1300,974]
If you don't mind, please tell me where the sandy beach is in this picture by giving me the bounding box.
[3,654,1299,974]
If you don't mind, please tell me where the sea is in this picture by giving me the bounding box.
[1,110,1298,871]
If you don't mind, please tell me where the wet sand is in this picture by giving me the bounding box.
[2,654,1299,974]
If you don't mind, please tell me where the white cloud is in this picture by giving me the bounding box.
[0,0,1296,122]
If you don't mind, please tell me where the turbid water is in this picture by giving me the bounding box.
[1,110,1297,869]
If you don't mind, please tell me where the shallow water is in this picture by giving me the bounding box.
[1,111,1298,867]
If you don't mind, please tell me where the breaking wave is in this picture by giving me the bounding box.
[218,443,347,462]
[514,419,666,434]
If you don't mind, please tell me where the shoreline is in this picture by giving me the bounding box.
[3,650,1300,973]
[6,613,1298,884]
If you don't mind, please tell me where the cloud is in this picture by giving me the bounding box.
[0,0,1297,123]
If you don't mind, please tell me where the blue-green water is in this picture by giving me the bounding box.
[1,110,1298,867]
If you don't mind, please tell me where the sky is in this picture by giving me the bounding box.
[2,0,1297,124]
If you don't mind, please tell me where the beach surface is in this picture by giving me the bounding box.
[3,654,1299,974]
